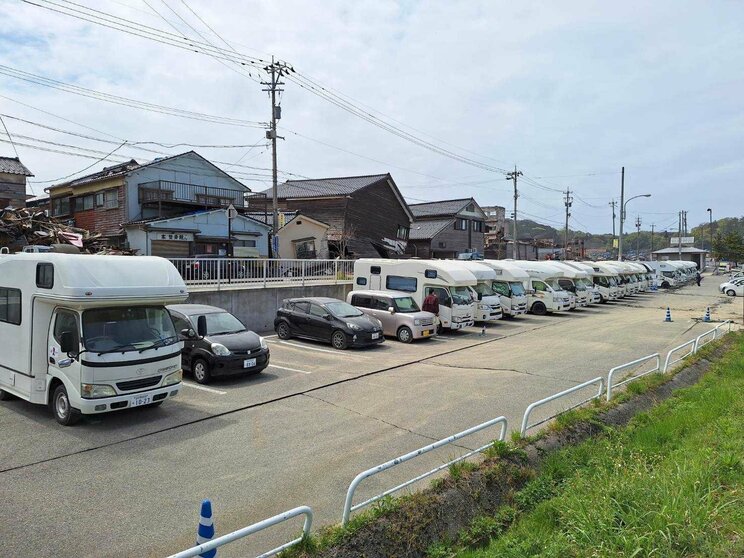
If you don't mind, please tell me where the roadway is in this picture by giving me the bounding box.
[0,276,740,557]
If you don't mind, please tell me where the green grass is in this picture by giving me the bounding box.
[457,334,744,558]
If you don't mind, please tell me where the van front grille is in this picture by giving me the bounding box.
[116,375,162,392]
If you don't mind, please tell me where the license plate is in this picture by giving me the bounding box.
[422,330,431,337]
[371,332,380,340]
[130,394,152,407]
[244,358,257,368]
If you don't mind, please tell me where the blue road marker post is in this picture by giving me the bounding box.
[197,499,216,558]
[664,307,672,322]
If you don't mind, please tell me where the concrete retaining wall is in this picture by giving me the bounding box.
[187,283,354,333]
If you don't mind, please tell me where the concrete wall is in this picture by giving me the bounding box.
[186,282,354,333]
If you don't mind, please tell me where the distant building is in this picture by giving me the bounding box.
[482,205,506,258]
[265,174,412,258]
[651,246,708,269]
[248,211,330,259]
[0,156,33,209]
[406,198,485,259]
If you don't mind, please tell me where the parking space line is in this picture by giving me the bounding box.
[268,364,312,375]
[182,382,227,395]
[277,340,366,356]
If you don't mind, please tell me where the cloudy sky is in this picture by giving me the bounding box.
[1,0,742,234]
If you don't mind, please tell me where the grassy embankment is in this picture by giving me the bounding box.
[446,336,744,558]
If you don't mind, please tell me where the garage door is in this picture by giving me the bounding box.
[150,240,190,258]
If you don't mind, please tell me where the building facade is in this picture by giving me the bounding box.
[406,198,486,259]
[0,157,33,209]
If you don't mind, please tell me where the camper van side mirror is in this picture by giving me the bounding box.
[181,328,196,339]
[197,315,208,338]
[60,331,78,357]
[477,293,483,301]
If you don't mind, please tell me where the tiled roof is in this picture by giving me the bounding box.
[409,218,454,240]
[65,159,140,187]
[264,174,390,199]
[0,157,33,176]
[409,198,472,217]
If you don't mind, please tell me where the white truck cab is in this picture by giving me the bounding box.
[481,260,529,317]
[447,261,503,323]
[578,262,620,302]
[507,260,573,315]
[353,259,476,330]
[0,253,188,425]
[541,262,592,307]
[562,261,602,303]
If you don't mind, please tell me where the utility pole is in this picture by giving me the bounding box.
[707,208,713,268]
[650,223,655,255]
[678,211,683,260]
[506,166,522,258]
[635,215,642,259]
[609,199,617,256]
[617,167,625,261]
[262,57,288,241]
[563,188,573,260]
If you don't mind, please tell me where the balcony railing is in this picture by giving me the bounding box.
[138,180,262,209]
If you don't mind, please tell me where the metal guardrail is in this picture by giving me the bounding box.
[606,353,660,401]
[168,258,355,289]
[694,328,717,352]
[663,339,697,373]
[341,416,508,526]
[520,377,605,437]
[165,506,313,558]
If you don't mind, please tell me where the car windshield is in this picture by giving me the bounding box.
[450,286,473,305]
[198,312,247,335]
[326,301,364,318]
[509,281,525,295]
[82,306,178,353]
[393,296,420,313]
[473,282,495,296]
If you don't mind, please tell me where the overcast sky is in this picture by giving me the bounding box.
[1,0,742,234]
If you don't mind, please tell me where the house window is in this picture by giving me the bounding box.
[104,189,119,209]
[293,239,316,259]
[0,287,21,325]
[455,218,468,230]
[396,225,409,240]
[77,195,94,211]
[51,197,70,217]
[95,192,105,207]
[472,220,484,232]
[234,239,257,248]
[467,203,475,212]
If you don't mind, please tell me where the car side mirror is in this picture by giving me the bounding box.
[388,306,396,314]
[477,293,483,301]
[181,328,196,339]
[60,331,78,358]
[197,316,208,338]
[323,314,332,321]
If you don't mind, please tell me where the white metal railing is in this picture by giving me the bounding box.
[168,258,355,289]
[606,353,661,401]
[663,339,697,373]
[694,328,717,352]
[520,377,605,437]
[165,506,313,558]
[341,416,508,526]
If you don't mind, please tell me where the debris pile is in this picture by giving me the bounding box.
[0,207,135,254]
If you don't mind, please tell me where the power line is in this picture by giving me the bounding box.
[0,115,20,158]
[31,141,128,183]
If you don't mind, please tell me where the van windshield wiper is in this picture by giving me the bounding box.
[138,336,179,353]
[96,343,138,356]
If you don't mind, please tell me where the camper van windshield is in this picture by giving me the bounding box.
[509,281,525,296]
[82,306,178,353]
[473,282,495,297]
[450,286,473,305]
[548,279,563,291]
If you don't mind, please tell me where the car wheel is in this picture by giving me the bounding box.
[276,321,291,340]
[531,301,547,316]
[192,358,212,384]
[396,326,413,343]
[726,289,737,297]
[331,330,348,350]
[51,384,81,426]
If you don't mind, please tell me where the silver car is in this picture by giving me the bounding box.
[347,290,437,343]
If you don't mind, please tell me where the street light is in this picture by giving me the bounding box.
[618,194,651,261]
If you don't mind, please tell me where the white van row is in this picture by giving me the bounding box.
[352,258,690,323]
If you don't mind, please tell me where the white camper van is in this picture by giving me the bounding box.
[540,262,591,307]
[508,261,572,315]
[561,261,602,303]
[575,262,619,302]
[353,259,476,330]
[481,260,529,317]
[0,253,188,425]
[447,261,503,323]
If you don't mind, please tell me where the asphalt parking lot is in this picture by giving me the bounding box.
[1,277,741,557]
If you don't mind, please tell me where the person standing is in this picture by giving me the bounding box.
[422,290,440,331]
[696,271,702,286]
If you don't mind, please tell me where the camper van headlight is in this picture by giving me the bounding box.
[81,383,117,399]
[163,369,183,386]
[211,343,231,356]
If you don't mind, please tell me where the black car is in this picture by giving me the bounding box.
[274,297,384,350]
[167,304,270,384]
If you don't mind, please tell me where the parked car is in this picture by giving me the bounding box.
[179,255,250,281]
[347,290,437,343]
[274,297,384,350]
[167,304,269,383]
[719,279,744,297]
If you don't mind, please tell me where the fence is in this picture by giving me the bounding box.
[663,339,697,373]
[341,416,508,526]
[520,377,605,436]
[166,506,313,558]
[169,258,355,289]
[606,353,661,401]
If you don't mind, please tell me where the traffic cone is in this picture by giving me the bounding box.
[703,307,711,322]
[196,499,216,558]
[664,307,672,322]
[480,324,486,336]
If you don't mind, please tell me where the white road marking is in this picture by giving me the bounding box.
[182,382,227,395]
[278,340,365,356]
[268,364,312,374]
[263,334,278,339]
